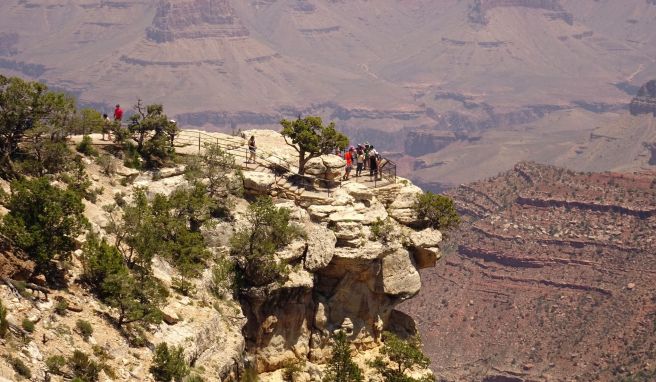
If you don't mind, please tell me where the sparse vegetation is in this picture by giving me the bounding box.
[69,350,101,382]
[76,319,94,341]
[210,256,236,299]
[46,355,67,374]
[322,331,363,382]
[77,134,98,156]
[150,342,190,382]
[370,332,433,382]
[0,177,88,279]
[55,298,69,316]
[230,196,303,288]
[370,217,395,243]
[21,318,35,333]
[413,192,460,231]
[8,356,31,379]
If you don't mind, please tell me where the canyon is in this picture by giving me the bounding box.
[1,1,656,186]
[401,162,656,381]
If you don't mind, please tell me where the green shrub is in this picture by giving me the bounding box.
[55,299,69,316]
[77,135,98,157]
[96,153,117,176]
[46,355,66,374]
[150,343,189,382]
[76,319,94,341]
[9,356,31,379]
[413,192,460,231]
[230,197,303,288]
[323,331,363,382]
[21,318,35,333]
[370,332,433,382]
[283,359,305,381]
[210,257,235,299]
[0,298,8,338]
[69,350,101,382]
[370,217,394,243]
[0,177,88,275]
[80,233,125,297]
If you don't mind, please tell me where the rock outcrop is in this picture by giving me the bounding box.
[629,79,656,116]
[0,130,440,381]
[146,0,250,43]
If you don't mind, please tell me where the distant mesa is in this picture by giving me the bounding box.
[146,0,249,43]
[629,80,656,116]
[469,0,573,25]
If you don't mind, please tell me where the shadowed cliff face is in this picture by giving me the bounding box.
[401,162,656,381]
[147,0,249,42]
[630,80,656,116]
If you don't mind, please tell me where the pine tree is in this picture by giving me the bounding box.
[323,331,363,382]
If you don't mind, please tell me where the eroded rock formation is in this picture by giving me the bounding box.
[146,0,249,42]
[630,79,656,116]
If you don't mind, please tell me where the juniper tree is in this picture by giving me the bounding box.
[0,177,88,277]
[323,331,363,382]
[230,196,303,287]
[280,116,348,175]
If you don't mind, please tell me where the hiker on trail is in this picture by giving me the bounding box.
[248,135,257,164]
[369,145,379,180]
[363,143,371,170]
[356,145,365,177]
[343,146,354,180]
[102,113,112,141]
[113,104,123,122]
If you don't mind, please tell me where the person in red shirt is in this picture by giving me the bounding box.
[113,104,123,122]
[342,146,354,180]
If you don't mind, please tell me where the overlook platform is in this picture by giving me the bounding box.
[74,128,397,198]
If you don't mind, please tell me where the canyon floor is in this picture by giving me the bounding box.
[401,162,656,382]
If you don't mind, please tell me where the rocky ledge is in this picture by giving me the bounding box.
[0,129,441,381]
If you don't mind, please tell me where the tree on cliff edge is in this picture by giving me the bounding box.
[323,331,364,382]
[280,116,348,175]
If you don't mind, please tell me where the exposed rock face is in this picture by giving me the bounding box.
[146,0,249,43]
[401,162,656,381]
[236,165,441,372]
[469,0,573,25]
[629,80,656,116]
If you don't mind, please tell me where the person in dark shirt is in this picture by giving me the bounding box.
[113,104,123,122]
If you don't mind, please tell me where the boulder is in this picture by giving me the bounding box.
[304,225,337,271]
[381,248,421,297]
[243,171,276,195]
[304,155,345,180]
[388,184,423,226]
[408,228,443,268]
[340,182,374,203]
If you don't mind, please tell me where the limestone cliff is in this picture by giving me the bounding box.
[0,129,441,381]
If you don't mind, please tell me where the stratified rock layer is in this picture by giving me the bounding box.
[401,162,656,382]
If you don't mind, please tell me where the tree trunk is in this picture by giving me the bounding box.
[298,151,306,175]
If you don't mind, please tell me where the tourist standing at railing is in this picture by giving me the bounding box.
[356,146,364,177]
[248,135,257,164]
[113,104,123,122]
[369,145,379,180]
